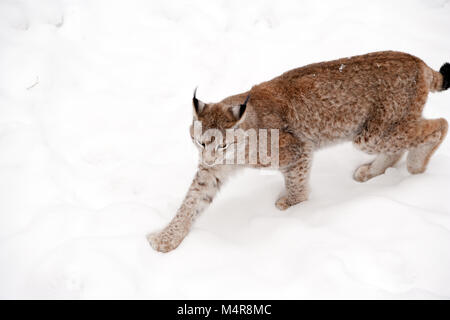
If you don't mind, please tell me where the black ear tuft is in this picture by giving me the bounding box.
[193,87,199,113]
[238,104,246,118]
[238,94,250,118]
[192,87,206,115]
[230,94,250,121]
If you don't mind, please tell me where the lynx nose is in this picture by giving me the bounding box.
[201,150,218,167]
[203,160,216,167]
[202,156,218,167]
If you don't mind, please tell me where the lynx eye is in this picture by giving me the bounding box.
[195,140,205,148]
[216,143,230,151]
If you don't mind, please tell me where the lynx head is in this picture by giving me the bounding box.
[189,88,250,166]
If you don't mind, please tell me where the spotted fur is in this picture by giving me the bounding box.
[149,51,449,252]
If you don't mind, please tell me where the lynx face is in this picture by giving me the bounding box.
[189,90,249,166]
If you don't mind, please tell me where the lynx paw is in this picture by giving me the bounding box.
[275,196,291,210]
[147,231,180,253]
[275,196,305,210]
[353,164,373,182]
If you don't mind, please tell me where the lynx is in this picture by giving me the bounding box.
[148,51,450,252]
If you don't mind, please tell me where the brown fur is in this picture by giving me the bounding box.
[148,51,448,252]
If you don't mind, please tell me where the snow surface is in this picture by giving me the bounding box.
[1,0,450,299]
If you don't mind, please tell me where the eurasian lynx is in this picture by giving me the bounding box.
[149,51,450,252]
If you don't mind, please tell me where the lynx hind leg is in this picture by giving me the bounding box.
[354,118,448,181]
[353,152,404,182]
[407,118,448,174]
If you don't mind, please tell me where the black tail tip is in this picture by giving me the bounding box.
[440,62,450,90]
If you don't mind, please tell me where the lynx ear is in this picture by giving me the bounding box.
[193,87,206,115]
[231,94,250,121]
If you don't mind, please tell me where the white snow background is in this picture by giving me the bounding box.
[1,0,450,299]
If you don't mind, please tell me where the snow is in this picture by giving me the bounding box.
[1,0,450,299]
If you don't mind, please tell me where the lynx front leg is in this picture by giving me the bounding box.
[148,165,231,253]
[276,145,312,211]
